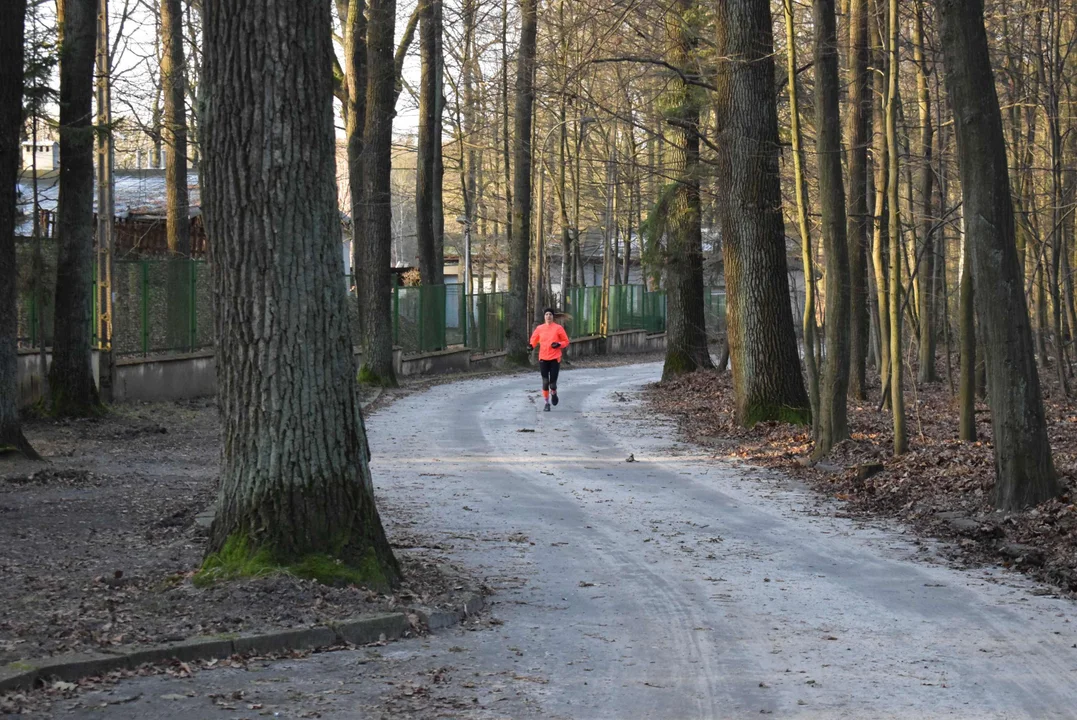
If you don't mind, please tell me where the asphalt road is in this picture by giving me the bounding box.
[57,362,1077,718]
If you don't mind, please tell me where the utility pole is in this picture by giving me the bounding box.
[95,0,113,354]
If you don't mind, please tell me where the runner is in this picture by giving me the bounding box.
[529,308,570,412]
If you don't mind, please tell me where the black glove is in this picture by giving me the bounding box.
[528,344,534,351]
[550,342,561,349]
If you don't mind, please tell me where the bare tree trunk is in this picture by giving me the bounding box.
[870,7,891,405]
[846,0,871,401]
[345,0,367,343]
[0,0,39,457]
[715,0,810,427]
[416,0,438,285]
[358,0,398,386]
[50,0,102,416]
[782,0,819,430]
[886,0,906,455]
[914,0,937,383]
[506,0,538,363]
[958,223,975,441]
[936,0,1059,509]
[162,0,192,351]
[813,0,851,456]
[661,0,714,379]
[202,0,399,583]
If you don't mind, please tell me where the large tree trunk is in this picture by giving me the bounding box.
[936,0,1059,509]
[715,0,810,427]
[50,0,102,417]
[813,0,851,456]
[845,0,871,401]
[162,0,192,351]
[506,0,537,364]
[661,0,714,379]
[358,0,398,386]
[0,0,38,457]
[202,0,399,583]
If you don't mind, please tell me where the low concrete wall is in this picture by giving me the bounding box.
[564,335,605,359]
[645,333,667,353]
[606,330,652,354]
[469,351,508,373]
[17,349,101,409]
[399,346,471,377]
[112,351,216,403]
[354,347,404,378]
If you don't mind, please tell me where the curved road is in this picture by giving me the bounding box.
[61,362,1077,718]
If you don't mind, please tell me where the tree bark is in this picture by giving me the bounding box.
[358,0,398,385]
[870,5,890,405]
[715,0,810,427]
[416,0,438,285]
[506,0,538,363]
[886,0,906,455]
[914,0,937,383]
[661,0,714,380]
[50,0,102,416]
[0,0,39,457]
[202,0,399,583]
[813,0,851,456]
[782,0,819,430]
[936,0,1059,509]
[845,0,871,401]
[162,0,192,351]
[345,0,366,344]
[958,223,975,441]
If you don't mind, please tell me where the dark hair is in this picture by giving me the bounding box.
[543,307,557,316]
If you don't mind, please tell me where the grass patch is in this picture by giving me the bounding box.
[195,534,389,589]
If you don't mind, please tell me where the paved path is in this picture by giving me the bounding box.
[58,363,1077,718]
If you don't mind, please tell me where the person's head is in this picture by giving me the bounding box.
[543,307,556,324]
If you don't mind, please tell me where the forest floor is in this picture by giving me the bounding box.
[646,359,1077,596]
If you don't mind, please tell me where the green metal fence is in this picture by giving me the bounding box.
[465,291,506,354]
[607,284,646,332]
[562,286,603,337]
[112,259,212,357]
[392,284,468,354]
[643,290,667,334]
[703,287,726,340]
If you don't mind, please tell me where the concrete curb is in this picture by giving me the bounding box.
[0,592,485,693]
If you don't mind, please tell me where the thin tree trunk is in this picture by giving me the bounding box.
[506,0,538,363]
[871,7,891,404]
[715,0,810,427]
[936,0,1059,509]
[345,0,367,344]
[886,0,906,455]
[202,0,399,583]
[846,0,871,401]
[813,0,851,456]
[782,0,819,431]
[0,0,39,457]
[914,1,937,383]
[958,221,975,440]
[416,0,438,285]
[162,0,192,351]
[358,0,398,386]
[50,0,102,416]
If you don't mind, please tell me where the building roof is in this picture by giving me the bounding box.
[15,169,201,237]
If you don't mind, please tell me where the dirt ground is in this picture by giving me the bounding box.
[646,361,1077,596]
[0,394,475,673]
